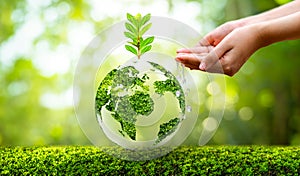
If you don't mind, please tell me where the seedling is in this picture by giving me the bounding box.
[124,13,154,59]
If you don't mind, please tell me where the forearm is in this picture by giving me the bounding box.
[240,0,300,26]
[257,11,300,47]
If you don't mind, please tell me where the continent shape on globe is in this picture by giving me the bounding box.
[95,60,186,146]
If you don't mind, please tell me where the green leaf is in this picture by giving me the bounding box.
[127,13,138,28]
[140,36,154,47]
[133,38,138,45]
[141,45,152,54]
[124,32,136,41]
[141,14,151,25]
[127,41,138,47]
[125,45,137,55]
[125,22,136,34]
[135,13,142,21]
[140,23,152,36]
[127,38,138,45]
[135,13,142,29]
[127,13,135,23]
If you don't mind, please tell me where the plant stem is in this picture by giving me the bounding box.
[137,38,141,59]
[137,28,141,59]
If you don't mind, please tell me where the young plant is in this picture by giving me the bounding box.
[124,13,154,59]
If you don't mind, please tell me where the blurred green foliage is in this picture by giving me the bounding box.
[0,0,93,145]
[0,0,299,146]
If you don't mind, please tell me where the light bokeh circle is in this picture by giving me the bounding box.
[73,16,226,161]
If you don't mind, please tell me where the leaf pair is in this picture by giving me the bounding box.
[124,13,154,59]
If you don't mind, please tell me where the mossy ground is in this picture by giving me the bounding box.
[1,146,299,175]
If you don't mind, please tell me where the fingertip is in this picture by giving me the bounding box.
[177,48,193,53]
[176,48,186,53]
[176,52,187,58]
[175,57,184,63]
[199,62,206,70]
[175,57,181,62]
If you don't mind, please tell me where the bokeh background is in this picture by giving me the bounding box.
[1,0,299,146]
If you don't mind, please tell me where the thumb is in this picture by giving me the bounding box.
[199,43,230,74]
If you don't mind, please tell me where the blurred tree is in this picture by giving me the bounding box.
[1,0,299,146]
[0,0,94,145]
[0,0,24,42]
[0,57,91,145]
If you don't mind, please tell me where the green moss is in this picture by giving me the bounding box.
[121,120,136,140]
[157,118,180,142]
[132,74,149,91]
[111,113,136,140]
[129,91,154,116]
[1,146,299,175]
[95,69,117,112]
[114,95,137,123]
[114,66,137,83]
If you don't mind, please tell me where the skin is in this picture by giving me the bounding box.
[176,0,300,76]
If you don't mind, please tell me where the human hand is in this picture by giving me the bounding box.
[176,24,263,76]
[176,0,300,76]
[201,20,245,47]
[175,20,245,72]
[175,45,213,70]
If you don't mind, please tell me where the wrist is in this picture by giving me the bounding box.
[234,18,249,27]
[238,12,272,26]
[226,19,247,30]
[249,22,273,48]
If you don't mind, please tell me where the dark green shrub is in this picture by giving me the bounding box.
[1,146,299,175]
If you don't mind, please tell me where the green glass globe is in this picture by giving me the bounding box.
[95,59,186,147]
